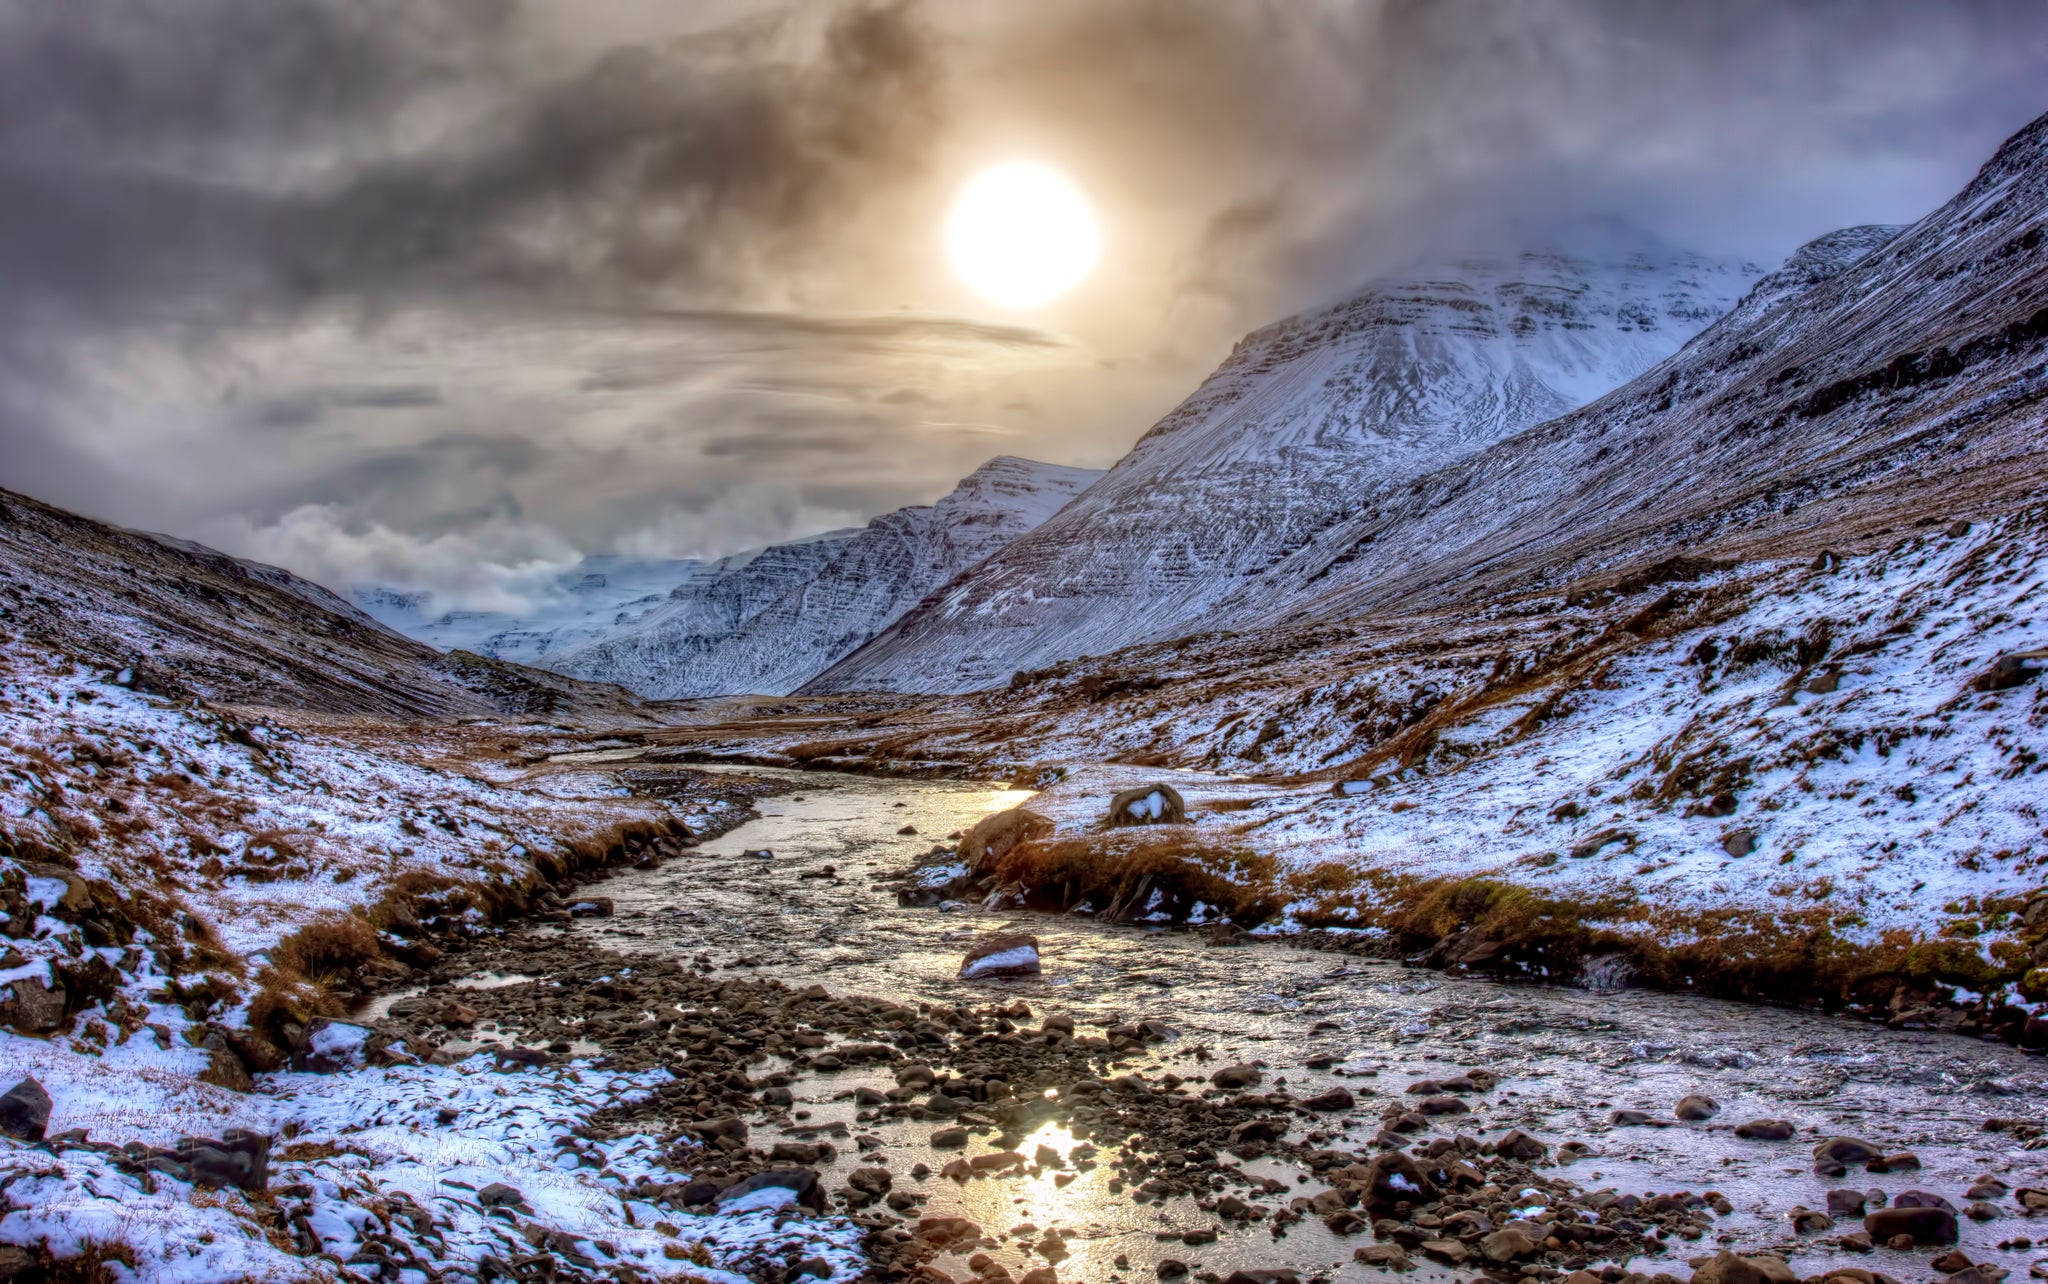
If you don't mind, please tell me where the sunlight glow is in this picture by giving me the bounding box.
[947,162,1100,308]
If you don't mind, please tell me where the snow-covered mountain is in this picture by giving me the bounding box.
[810,235,1762,694]
[552,456,1103,698]
[356,555,705,664]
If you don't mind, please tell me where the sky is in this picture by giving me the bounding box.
[1,0,2045,612]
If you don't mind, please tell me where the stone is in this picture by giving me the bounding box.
[478,1182,526,1208]
[1210,1063,1262,1090]
[1674,1093,1719,1121]
[1891,1190,1956,1213]
[1812,1136,1884,1172]
[1354,1244,1413,1272]
[1825,1190,1869,1218]
[1863,1206,1958,1246]
[959,933,1042,980]
[294,1018,374,1073]
[1300,1088,1355,1112]
[1721,829,1758,858]
[1479,1229,1542,1263]
[1221,1272,1300,1284]
[1358,1150,1439,1212]
[1229,1118,1285,1145]
[1158,1262,1190,1280]
[0,1078,52,1142]
[719,1169,826,1213]
[1493,1129,1546,1161]
[1421,1240,1471,1266]
[1105,784,1187,828]
[565,897,614,918]
[1734,1118,1794,1140]
[0,975,67,1033]
[0,1246,32,1281]
[1689,1252,1796,1284]
[1972,650,2047,693]
[930,1126,969,1148]
[1417,1095,1468,1115]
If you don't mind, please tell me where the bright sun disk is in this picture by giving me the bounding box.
[947,162,1099,308]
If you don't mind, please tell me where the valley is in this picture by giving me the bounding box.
[2,97,2046,1284]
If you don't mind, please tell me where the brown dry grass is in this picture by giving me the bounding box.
[993,828,1280,921]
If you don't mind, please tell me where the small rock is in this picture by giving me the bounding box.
[1825,1190,1869,1218]
[1299,1088,1355,1112]
[1221,1270,1300,1284]
[1493,1129,1546,1161]
[1479,1228,1542,1263]
[959,933,1042,980]
[897,825,918,835]
[1211,1063,1262,1090]
[1675,1093,1719,1121]
[0,1078,52,1143]
[566,897,614,918]
[930,1126,969,1149]
[1722,829,1758,858]
[1734,1118,1795,1140]
[1353,1243,1414,1272]
[1863,1206,1959,1246]
[478,1182,526,1208]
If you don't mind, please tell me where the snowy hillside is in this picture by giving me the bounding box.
[812,236,1761,694]
[555,456,1102,698]
[355,555,703,664]
[0,488,648,722]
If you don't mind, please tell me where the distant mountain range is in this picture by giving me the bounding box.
[355,456,1102,698]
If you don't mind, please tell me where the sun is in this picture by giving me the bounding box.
[947,162,1100,308]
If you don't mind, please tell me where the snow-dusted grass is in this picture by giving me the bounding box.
[2,1048,864,1283]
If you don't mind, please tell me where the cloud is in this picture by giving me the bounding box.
[0,0,2043,607]
[219,502,582,615]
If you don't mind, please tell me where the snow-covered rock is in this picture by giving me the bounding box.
[811,234,1761,694]
[553,456,1102,698]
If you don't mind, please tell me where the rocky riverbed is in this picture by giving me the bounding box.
[349,764,2048,1284]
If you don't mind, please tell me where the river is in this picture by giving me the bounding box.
[539,762,2048,1283]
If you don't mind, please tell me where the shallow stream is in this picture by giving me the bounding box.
[554,764,2048,1283]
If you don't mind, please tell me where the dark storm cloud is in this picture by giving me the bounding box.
[0,0,2042,604]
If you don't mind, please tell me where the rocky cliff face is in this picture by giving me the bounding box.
[811,237,1761,693]
[552,456,1102,698]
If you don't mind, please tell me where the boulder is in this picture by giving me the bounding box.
[1674,1094,1719,1120]
[1734,1118,1795,1140]
[959,933,1042,980]
[1493,1129,1546,1161]
[1972,650,2047,692]
[1356,1149,1439,1212]
[1721,830,1758,858]
[1105,784,1187,828]
[0,1077,51,1142]
[718,1168,826,1213]
[1299,1088,1355,1112]
[293,1018,373,1073]
[477,1182,526,1208]
[1863,1206,1958,1246]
